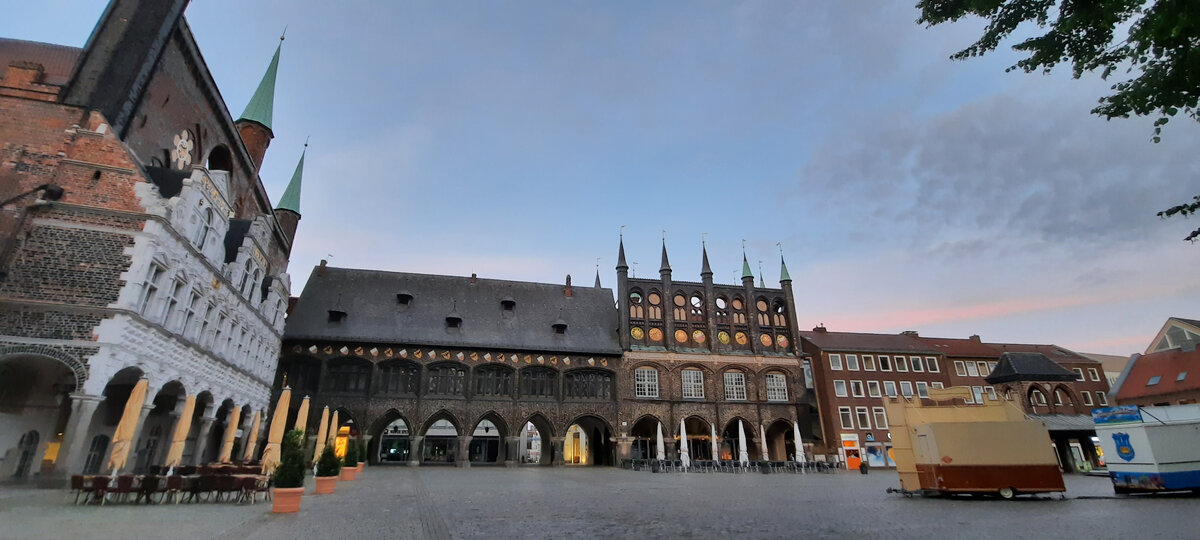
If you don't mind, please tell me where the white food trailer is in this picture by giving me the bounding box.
[1092,404,1200,493]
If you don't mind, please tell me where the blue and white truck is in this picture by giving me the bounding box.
[1092,404,1200,494]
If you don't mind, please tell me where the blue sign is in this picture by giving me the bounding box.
[1113,432,1135,462]
[1092,405,1143,425]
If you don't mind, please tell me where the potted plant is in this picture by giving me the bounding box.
[356,440,367,471]
[272,429,306,513]
[339,442,358,481]
[759,460,772,474]
[314,445,340,494]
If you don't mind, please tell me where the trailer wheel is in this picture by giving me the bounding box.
[998,487,1016,499]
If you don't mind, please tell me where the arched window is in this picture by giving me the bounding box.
[328,359,370,393]
[1030,388,1047,406]
[238,259,253,294]
[427,364,466,396]
[378,360,420,396]
[629,290,645,319]
[715,296,729,323]
[634,367,659,398]
[646,290,663,320]
[1054,388,1071,406]
[206,145,233,172]
[688,293,704,322]
[564,369,613,400]
[519,367,557,398]
[474,365,513,397]
[772,299,787,326]
[194,207,213,248]
[673,293,687,321]
[756,297,771,326]
[731,297,747,324]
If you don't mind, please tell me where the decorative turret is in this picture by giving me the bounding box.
[779,253,800,355]
[659,240,671,276]
[273,143,305,249]
[616,235,630,349]
[700,243,713,280]
[236,37,283,172]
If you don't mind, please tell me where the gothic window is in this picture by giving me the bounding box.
[519,367,557,398]
[564,370,613,400]
[83,435,109,475]
[634,367,659,398]
[756,297,770,326]
[197,303,214,344]
[682,368,704,399]
[765,372,788,402]
[138,262,166,317]
[181,289,200,338]
[629,290,645,319]
[1030,388,1047,406]
[715,297,729,323]
[427,364,466,396]
[247,269,261,303]
[673,293,687,321]
[723,371,747,401]
[194,206,213,249]
[238,259,254,297]
[213,312,227,351]
[329,360,371,393]
[731,297,746,324]
[473,365,513,397]
[163,278,185,328]
[647,291,663,320]
[688,294,704,321]
[378,361,420,396]
[772,299,787,326]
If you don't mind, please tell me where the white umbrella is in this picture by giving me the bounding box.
[655,421,666,461]
[793,421,807,464]
[760,424,770,462]
[737,420,749,465]
[710,424,719,461]
[678,418,690,470]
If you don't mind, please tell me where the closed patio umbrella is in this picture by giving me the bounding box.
[163,393,196,470]
[327,410,339,449]
[678,418,690,470]
[737,420,749,465]
[312,406,329,466]
[293,395,310,433]
[108,377,149,474]
[217,405,242,462]
[760,424,769,462]
[242,410,261,462]
[260,386,292,473]
[655,421,666,461]
[793,421,807,464]
[711,424,719,461]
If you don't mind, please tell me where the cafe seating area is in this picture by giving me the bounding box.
[69,463,271,505]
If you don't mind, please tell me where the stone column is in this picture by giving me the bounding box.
[457,435,473,468]
[551,436,566,466]
[192,416,216,465]
[504,436,521,467]
[57,394,104,475]
[408,436,424,467]
[615,436,633,464]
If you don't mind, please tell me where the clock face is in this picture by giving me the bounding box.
[718,331,731,344]
[735,332,748,345]
[674,294,686,307]
[760,334,773,347]
[777,335,790,349]
[692,330,706,344]
[674,329,688,343]
[648,293,661,305]
[631,327,645,340]
[648,328,664,342]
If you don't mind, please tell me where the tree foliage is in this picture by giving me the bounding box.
[917,0,1200,242]
[273,429,306,488]
[316,445,341,477]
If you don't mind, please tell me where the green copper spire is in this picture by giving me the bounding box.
[276,144,304,213]
[238,40,282,131]
[741,254,754,280]
[780,256,792,282]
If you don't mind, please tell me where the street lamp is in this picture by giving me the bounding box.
[1,183,64,208]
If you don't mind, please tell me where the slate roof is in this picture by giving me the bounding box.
[919,336,1001,358]
[985,352,1078,384]
[986,343,1096,365]
[798,330,939,355]
[285,266,622,355]
[1114,346,1200,402]
[0,38,81,86]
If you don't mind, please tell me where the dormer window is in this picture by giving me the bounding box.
[328,310,347,323]
[446,316,462,329]
[397,293,413,306]
[553,322,568,335]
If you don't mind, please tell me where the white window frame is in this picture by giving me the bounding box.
[862,355,876,371]
[850,380,865,398]
[724,371,747,401]
[985,386,997,400]
[977,362,989,376]
[900,381,914,398]
[1097,391,1108,406]
[867,380,882,398]
[1081,391,1093,406]
[1073,368,1085,382]
[138,262,166,317]
[872,407,888,430]
[931,382,944,389]
[878,355,892,371]
[765,373,788,402]
[181,289,200,338]
[972,386,984,404]
[635,367,659,398]
[916,381,929,398]
[883,381,897,397]
[834,380,848,397]
[895,356,909,372]
[162,277,185,327]
[1032,389,1047,406]
[926,357,939,373]
[954,361,967,376]
[829,354,843,371]
[838,407,853,430]
[987,361,998,373]
[194,206,213,248]
[911,356,924,372]
[846,354,860,371]
[965,362,979,377]
[855,406,871,430]
[682,369,705,399]
[1088,368,1100,382]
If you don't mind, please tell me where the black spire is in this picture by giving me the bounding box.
[617,237,628,271]
[701,243,713,278]
[660,240,671,273]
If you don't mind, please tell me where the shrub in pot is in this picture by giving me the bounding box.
[314,445,340,494]
[357,440,368,470]
[272,429,307,513]
[340,441,358,481]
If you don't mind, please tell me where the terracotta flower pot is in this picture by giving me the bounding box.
[314,475,337,494]
[272,487,304,513]
[356,463,364,473]
[339,467,357,481]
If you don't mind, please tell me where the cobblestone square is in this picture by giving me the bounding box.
[3,468,1197,539]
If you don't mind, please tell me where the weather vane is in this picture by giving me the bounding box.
[631,261,638,278]
[280,25,287,42]
[619,224,625,239]
[702,232,708,246]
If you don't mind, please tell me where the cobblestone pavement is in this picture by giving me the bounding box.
[3,468,1197,539]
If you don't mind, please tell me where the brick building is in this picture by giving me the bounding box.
[801,329,1111,471]
[1112,317,1200,407]
[0,1,306,481]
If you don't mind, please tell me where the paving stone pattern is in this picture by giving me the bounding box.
[2,469,1197,539]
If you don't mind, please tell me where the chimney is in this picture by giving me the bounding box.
[318,259,327,277]
[470,273,478,284]
[969,334,981,343]
[564,274,572,298]
[813,324,827,333]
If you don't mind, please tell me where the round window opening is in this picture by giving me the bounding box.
[716,297,728,310]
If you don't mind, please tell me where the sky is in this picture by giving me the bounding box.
[4,1,1197,356]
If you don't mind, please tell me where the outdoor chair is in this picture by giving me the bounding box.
[161,475,183,504]
[108,475,137,504]
[214,475,239,502]
[136,475,161,504]
[70,475,91,505]
[89,476,111,505]
[177,465,196,476]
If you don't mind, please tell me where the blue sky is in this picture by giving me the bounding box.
[5,1,1198,355]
